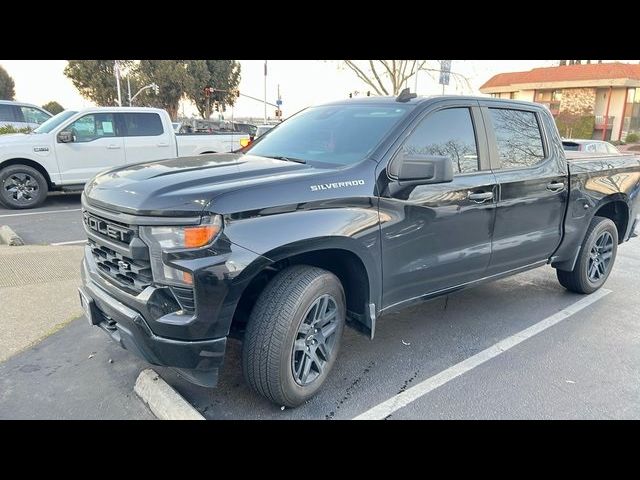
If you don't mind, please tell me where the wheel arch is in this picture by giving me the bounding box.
[0,158,53,189]
[592,194,630,243]
[227,238,380,339]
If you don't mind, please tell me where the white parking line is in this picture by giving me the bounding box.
[353,288,612,420]
[0,208,81,218]
[50,240,86,246]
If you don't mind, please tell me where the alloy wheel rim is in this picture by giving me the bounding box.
[587,231,613,283]
[291,294,340,386]
[4,173,39,204]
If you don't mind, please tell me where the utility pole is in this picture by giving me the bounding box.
[114,60,122,107]
[264,61,268,124]
[127,75,132,106]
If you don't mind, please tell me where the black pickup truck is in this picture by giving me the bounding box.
[78,93,640,407]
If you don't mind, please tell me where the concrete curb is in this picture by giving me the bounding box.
[134,369,204,420]
[0,225,24,246]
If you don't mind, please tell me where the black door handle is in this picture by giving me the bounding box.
[468,191,494,203]
[546,181,565,192]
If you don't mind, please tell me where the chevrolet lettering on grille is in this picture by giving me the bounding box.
[83,211,131,243]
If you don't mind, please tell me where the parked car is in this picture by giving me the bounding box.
[0,107,249,209]
[562,139,620,154]
[255,124,276,138]
[233,122,257,137]
[0,100,52,130]
[78,95,640,407]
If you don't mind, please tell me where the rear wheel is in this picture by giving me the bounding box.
[242,265,346,407]
[557,216,618,294]
[0,165,48,209]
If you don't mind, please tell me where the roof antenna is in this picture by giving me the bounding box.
[396,87,417,103]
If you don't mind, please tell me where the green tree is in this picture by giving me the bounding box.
[135,60,189,121]
[64,60,136,106]
[42,101,64,115]
[0,65,16,100]
[185,60,241,119]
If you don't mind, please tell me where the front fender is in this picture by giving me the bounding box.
[223,201,382,312]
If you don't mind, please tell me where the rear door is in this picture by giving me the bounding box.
[55,112,126,184]
[378,100,498,309]
[480,101,568,275]
[120,112,174,163]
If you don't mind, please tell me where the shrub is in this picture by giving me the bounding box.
[625,132,639,143]
[555,113,595,139]
[0,125,31,135]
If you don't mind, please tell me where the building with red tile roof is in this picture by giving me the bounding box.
[480,63,640,141]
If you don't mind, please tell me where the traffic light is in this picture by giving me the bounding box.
[235,90,240,98]
[215,102,219,112]
[349,93,352,98]
[275,109,282,118]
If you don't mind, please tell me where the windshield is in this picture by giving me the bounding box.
[33,110,78,134]
[246,104,412,165]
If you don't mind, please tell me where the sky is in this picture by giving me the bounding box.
[0,59,590,119]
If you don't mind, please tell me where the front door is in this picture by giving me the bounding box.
[55,112,126,184]
[378,102,497,310]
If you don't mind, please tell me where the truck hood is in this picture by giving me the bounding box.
[84,153,327,216]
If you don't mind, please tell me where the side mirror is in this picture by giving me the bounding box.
[57,130,74,143]
[394,153,454,185]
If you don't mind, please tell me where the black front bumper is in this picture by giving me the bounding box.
[80,248,226,387]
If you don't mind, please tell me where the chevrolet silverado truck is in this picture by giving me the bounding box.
[0,107,249,209]
[78,93,640,407]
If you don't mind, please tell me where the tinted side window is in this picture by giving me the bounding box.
[399,108,479,174]
[123,113,163,136]
[489,108,545,169]
[0,104,16,122]
[66,113,117,142]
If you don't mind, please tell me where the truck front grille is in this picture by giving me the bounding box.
[83,210,134,245]
[89,239,152,294]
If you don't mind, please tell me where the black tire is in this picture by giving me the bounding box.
[242,265,346,407]
[0,165,48,209]
[557,216,618,294]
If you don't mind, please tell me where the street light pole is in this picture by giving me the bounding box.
[264,60,267,124]
[114,60,122,107]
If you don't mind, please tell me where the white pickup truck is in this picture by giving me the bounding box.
[0,107,249,209]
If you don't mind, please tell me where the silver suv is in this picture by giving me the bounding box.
[0,100,52,130]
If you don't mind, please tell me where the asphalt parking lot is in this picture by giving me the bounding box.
[0,192,84,245]
[1,194,639,419]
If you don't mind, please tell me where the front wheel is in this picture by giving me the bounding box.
[0,165,48,209]
[557,216,618,294]
[242,265,346,407]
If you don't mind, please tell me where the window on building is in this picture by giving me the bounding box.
[489,108,545,169]
[399,108,479,175]
[509,92,517,99]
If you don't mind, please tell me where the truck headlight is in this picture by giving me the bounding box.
[139,215,222,286]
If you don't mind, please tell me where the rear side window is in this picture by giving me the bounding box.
[21,106,50,124]
[400,107,479,174]
[489,108,545,169]
[0,104,16,122]
[123,113,163,136]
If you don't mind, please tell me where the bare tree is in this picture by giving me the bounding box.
[342,60,473,96]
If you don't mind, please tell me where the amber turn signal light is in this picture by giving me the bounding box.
[184,224,220,248]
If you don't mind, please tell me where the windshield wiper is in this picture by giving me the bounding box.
[264,155,306,164]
